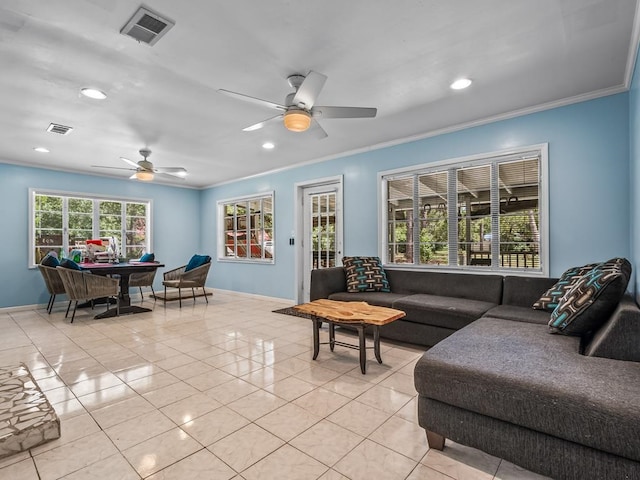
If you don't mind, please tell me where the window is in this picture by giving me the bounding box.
[30,190,151,266]
[381,145,548,274]
[218,192,274,263]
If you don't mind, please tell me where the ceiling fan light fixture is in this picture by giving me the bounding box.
[135,171,154,182]
[450,78,472,90]
[283,110,311,132]
[80,87,107,100]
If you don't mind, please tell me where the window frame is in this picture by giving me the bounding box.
[29,188,152,268]
[378,144,549,276]
[217,191,275,264]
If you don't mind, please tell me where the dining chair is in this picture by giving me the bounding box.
[129,270,157,300]
[162,255,211,307]
[37,265,67,314]
[56,267,120,322]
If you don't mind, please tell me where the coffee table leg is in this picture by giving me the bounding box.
[357,325,366,374]
[329,322,335,351]
[312,318,320,360]
[374,326,382,363]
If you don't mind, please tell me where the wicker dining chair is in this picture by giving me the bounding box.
[129,270,157,300]
[56,267,120,322]
[162,261,211,307]
[37,265,67,314]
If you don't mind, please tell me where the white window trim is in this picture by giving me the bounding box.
[378,143,549,276]
[29,188,152,268]
[217,191,275,264]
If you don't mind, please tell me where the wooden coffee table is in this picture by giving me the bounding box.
[294,299,405,374]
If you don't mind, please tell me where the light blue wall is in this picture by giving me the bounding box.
[201,93,631,301]
[0,163,201,308]
[1,92,633,308]
[630,49,640,301]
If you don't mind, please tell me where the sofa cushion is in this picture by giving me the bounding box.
[584,295,640,362]
[393,294,497,330]
[483,305,550,325]
[342,256,390,293]
[533,264,597,311]
[185,254,211,272]
[385,269,503,304]
[549,258,632,335]
[328,291,410,308]
[414,317,640,462]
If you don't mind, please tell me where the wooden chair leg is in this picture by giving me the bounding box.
[150,286,156,300]
[139,287,144,300]
[203,287,208,303]
[426,430,445,450]
[192,287,196,303]
[47,295,53,313]
[65,301,72,318]
[178,288,182,308]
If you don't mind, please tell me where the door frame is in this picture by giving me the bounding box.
[294,175,344,304]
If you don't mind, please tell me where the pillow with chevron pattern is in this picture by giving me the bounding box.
[549,258,631,335]
[342,256,391,293]
[532,263,597,311]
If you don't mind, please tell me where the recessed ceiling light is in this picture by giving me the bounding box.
[450,78,472,90]
[262,142,275,150]
[80,87,107,100]
[33,147,49,153]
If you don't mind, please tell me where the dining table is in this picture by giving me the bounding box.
[79,261,164,318]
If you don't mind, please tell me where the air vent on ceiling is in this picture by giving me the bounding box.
[120,6,174,46]
[46,123,73,135]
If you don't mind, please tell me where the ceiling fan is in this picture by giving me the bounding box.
[92,149,188,182]
[218,71,377,138]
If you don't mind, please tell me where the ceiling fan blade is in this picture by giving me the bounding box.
[155,171,186,180]
[92,165,136,171]
[218,89,286,111]
[154,167,188,177]
[129,173,138,180]
[309,119,328,139]
[312,106,377,119]
[121,157,140,168]
[242,114,283,132]
[292,71,327,109]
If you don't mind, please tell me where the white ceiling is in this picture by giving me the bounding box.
[1,0,638,188]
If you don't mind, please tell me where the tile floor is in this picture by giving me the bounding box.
[0,290,549,480]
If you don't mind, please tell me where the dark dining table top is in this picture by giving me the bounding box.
[79,261,164,275]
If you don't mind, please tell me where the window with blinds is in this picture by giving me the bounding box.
[381,145,547,274]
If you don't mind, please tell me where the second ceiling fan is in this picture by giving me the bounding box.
[218,71,377,138]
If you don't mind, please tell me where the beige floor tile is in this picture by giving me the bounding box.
[318,469,351,480]
[369,415,429,461]
[142,381,200,408]
[240,366,291,388]
[242,444,328,480]
[406,463,457,479]
[264,376,316,401]
[396,397,419,423]
[378,371,418,396]
[90,394,156,429]
[160,392,222,425]
[0,450,30,469]
[167,360,215,380]
[290,419,364,467]
[205,378,259,404]
[114,363,162,383]
[326,400,391,437]
[334,439,417,480]
[355,384,414,414]
[31,412,100,455]
[256,403,321,441]
[219,358,264,377]
[0,457,39,480]
[181,406,250,446]
[125,370,179,394]
[227,389,287,421]
[420,441,501,480]
[184,368,236,391]
[104,409,176,451]
[61,453,140,480]
[77,383,138,411]
[494,460,552,479]
[209,423,284,472]
[33,431,119,480]
[122,427,201,478]
[293,387,351,417]
[321,375,374,399]
[293,365,343,386]
[146,449,236,480]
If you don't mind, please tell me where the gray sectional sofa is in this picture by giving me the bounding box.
[310,266,640,479]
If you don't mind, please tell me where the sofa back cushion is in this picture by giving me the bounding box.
[502,276,559,307]
[385,269,503,304]
[584,295,640,362]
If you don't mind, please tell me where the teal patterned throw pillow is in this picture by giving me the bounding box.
[342,256,391,293]
[533,263,597,311]
[549,258,631,335]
